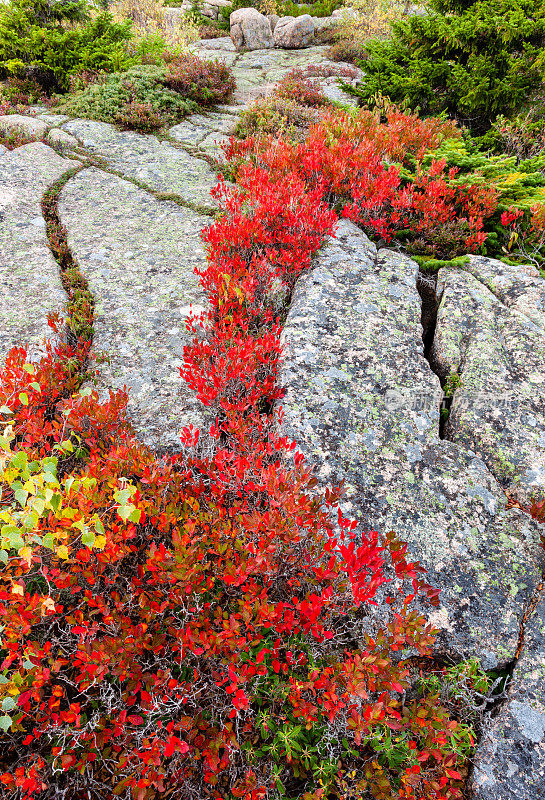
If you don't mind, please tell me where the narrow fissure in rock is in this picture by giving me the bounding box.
[416,269,452,438]
[40,167,94,350]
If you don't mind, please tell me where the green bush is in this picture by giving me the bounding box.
[58,65,197,130]
[58,54,236,131]
[349,0,545,133]
[0,0,133,91]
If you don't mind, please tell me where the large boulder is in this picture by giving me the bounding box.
[273,14,315,48]
[278,220,544,666]
[230,8,273,51]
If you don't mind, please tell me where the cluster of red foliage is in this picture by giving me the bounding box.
[225,103,500,258]
[0,105,476,800]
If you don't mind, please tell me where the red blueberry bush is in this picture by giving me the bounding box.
[226,102,501,259]
[0,103,480,800]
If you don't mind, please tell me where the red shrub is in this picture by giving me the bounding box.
[0,104,474,800]
[164,53,236,106]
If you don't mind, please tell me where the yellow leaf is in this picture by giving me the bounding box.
[56,545,69,560]
[11,583,23,596]
[19,546,32,566]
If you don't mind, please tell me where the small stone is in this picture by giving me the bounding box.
[274,15,315,48]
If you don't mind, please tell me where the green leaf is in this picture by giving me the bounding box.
[81,529,96,548]
[1,697,16,712]
[0,715,12,731]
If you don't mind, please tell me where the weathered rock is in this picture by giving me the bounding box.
[58,168,210,451]
[230,7,273,51]
[319,76,358,106]
[201,0,231,18]
[273,15,315,48]
[36,113,71,127]
[0,144,7,155]
[0,113,48,139]
[278,220,544,667]
[168,111,238,158]
[61,119,219,210]
[0,143,79,362]
[470,589,545,800]
[432,262,545,504]
[47,128,79,148]
[227,45,331,104]
[465,254,545,332]
[268,13,279,31]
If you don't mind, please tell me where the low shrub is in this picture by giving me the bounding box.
[1,97,478,800]
[327,38,369,65]
[0,126,42,149]
[274,69,332,108]
[492,112,545,162]
[0,0,133,91]
[227,102,504,258]
[420,136,545,267]
[164,52,236,105]
[58,55,235,131]
[349,0,545,134]
[58,64,197,131]
[235,95,322,141]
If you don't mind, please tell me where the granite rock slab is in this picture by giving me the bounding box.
[0,142,79,362]
[278,220,544,667]
[168,111,239,158]
[0,113,48,139]
[432,263,545,504]
[470,589,545,800]
[61,119,219,210]
[58,168,210,451]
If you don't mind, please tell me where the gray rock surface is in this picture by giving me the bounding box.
[47,127,79,148]
[0,113,48,139]
[168,111,239,159]
[230,8,273,51]
[274,15,315,48]
[58,168,210,450]
[60,119,219,210]
[432,262,545,504]
[278,220,544,666]
[470,589,545,800]
[0,142,79,362]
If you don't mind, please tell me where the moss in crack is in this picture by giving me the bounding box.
[41,167,94,345]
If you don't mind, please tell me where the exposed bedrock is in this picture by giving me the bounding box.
[60,119,219,210]
[0,142,79,362]
[432,257,545,505]
[58,168,209,451]
[278,220,544,667]
[470,588,545,800]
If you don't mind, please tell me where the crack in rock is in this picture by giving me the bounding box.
[278,219,544,667]
[59,119,220,212]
